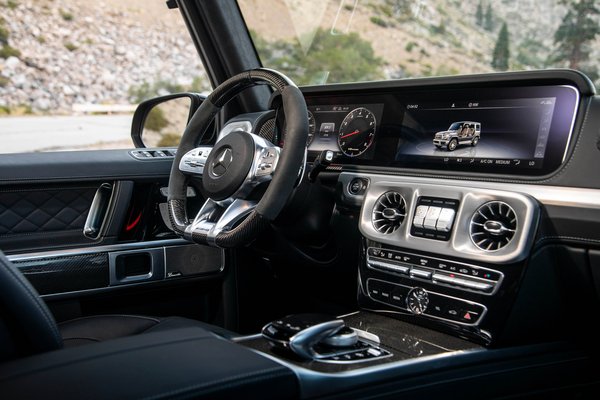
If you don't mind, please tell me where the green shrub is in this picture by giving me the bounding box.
[157,133,181,147]
[405,41,418,52]
[370,16,388,28]
[6,1,18,10]
[0,45,20,58]
[144,107,169,132]
[0,25,8,45]
[250,28,383,85]
[60,9,74,21]
[64,42,78,51]
[0,76,9,88]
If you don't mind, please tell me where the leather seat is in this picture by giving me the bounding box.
[0,250,234,361]
[59,315,235,348]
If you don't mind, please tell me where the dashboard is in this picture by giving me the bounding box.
[219,69,598,347]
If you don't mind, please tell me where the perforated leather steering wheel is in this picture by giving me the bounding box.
[167,69,308,248]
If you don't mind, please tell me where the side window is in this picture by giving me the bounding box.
[0,2,210,154]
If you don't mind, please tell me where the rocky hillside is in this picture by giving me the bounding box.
[240,0,599,82]
[1,0,598,115]
[0,0,208,113]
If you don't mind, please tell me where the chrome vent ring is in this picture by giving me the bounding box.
[470,201,517,251]
[372,191,406,234]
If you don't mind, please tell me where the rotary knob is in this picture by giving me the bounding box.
[406,287,429,315]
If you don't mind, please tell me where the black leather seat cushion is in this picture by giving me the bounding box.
[59,315,236,347]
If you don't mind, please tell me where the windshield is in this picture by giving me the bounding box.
[448,122,463,131]
[237,0,599,88]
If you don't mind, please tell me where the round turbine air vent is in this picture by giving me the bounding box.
[372,191,406,234]
[470,201,517,251]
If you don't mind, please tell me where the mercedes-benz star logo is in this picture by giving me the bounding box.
[211,148,233,177]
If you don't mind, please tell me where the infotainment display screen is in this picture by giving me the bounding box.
[390,85,579,174]
[396,97,557,170]
[303,84,580,176]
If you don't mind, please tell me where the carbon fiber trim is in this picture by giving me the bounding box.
[167,199,188,236]
[14,253,109,295]
[258,118,277,143]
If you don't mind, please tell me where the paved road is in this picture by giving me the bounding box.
[0,115,133,153]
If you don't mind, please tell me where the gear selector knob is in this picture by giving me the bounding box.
[262,314,354,360]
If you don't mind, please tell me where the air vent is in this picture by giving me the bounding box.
[372,191,406,234]
[470,201,517,251]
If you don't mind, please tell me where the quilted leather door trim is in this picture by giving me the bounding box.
[0,182,133,254]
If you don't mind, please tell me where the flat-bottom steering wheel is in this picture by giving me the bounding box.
[167,68,308,248]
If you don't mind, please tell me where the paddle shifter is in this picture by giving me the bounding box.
[261,314,391,362]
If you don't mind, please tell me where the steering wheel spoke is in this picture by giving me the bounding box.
[185,199,257,246]
[178,146,213,176]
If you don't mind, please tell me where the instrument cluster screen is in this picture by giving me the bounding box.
[307,104,384,159]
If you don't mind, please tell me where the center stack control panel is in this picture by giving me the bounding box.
[365,247,503,326]
[340,172,540,344]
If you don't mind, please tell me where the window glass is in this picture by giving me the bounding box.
[0,1,210,153]
[238,0,599,88]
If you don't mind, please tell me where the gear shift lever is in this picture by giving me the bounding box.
[261,314,359,360]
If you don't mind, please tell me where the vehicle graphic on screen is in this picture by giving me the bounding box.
[433,121,481,151]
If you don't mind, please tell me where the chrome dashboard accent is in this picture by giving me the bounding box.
[365,248,504,296]
[353,174,539,264]
[340,172,600,211]
[560,85,581,163]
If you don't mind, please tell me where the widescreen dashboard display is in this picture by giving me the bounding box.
[304,84,580,176]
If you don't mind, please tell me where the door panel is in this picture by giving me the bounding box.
[0,148,226,326]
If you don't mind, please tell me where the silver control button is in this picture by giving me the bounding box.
[413,205,429,228]
[423,206,442,229]
[432,273,458,285]
[368,259,409,274]
[454,278,494,291]
[436,208,456,232]
[410,268,432,279]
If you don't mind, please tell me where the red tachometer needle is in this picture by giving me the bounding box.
[340,129,360,139]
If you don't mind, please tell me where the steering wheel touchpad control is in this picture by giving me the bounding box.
[261,314,391,363]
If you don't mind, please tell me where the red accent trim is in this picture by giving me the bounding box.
[125,212,142,231]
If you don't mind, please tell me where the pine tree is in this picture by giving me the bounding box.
[484,3,494,31]
[476,1,484,27]
[492,22,510,71]
[553,0,600,71]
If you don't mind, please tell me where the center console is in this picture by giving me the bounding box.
[338,172,541,345]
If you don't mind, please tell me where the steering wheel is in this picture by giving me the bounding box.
[167,69,308,248]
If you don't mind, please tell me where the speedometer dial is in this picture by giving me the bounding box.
[338,107,376,157]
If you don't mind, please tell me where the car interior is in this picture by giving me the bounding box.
[1,1,600,399]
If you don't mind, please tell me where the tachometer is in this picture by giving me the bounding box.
[338,107,376,157]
